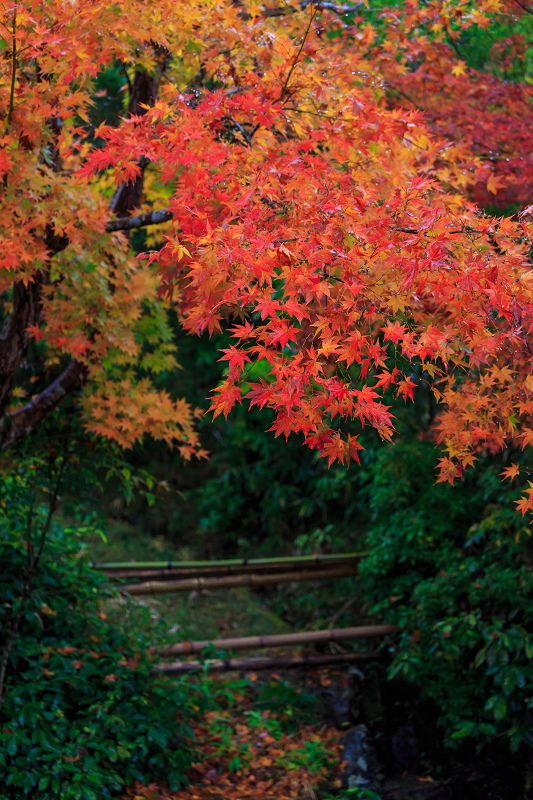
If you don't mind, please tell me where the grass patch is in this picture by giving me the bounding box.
[82,517,179,564]
[81,517,289,647]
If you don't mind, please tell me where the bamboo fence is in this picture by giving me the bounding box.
[91,552,397,675]
[121,564,358,596]
[95,562,352,581]
[156,651,378,674]
[91,552,367,581]
[158,624,398,657]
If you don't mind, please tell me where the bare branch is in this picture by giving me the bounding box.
[0,359,87,450]
[105,208,173,232]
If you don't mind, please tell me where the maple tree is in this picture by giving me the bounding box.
[2,0,533,509]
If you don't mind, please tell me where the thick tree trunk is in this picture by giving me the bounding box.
[109,47,169,218]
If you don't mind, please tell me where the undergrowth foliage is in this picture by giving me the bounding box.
[0,460,194,800]
[122,674,344,800]
[360,440,533,752]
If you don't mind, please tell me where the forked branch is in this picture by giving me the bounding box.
[0,359,88,451]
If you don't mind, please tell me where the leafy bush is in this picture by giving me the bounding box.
[0,461,194,799]
[360,440,533,752]
[253,677,321,733]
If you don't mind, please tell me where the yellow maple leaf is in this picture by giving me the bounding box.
[451,61,467,77]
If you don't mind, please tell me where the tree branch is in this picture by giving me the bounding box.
[0,224,70,418]
[0,359,87,451]
[511,0,533,16]
[105,208,173,232]
[263,0,363,17]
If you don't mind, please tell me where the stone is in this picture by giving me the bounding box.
[341,724,383,794]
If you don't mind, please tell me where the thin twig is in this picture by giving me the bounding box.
[121,61,133,94]
[279,6,317,100]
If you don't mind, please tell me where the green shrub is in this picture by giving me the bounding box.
[0,469,194,799]
[360,440,533,752]
[253,677,321,733]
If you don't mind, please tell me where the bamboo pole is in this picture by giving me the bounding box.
[156,651,376,674]
[91,552,368,572]
[97,559,360,582]
[121,565,358,596]
[159,624,398,657]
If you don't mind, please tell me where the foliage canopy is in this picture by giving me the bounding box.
[1,0,533,507]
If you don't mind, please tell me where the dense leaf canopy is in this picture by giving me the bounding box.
[1,0,533,507]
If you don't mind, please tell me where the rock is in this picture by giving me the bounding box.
[341,724,383,794]
[321,687,350,728]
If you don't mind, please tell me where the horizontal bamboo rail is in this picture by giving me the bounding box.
[159,624,398,657]
[156,651,376,674]
[96,559,363,582]
[92,552,367,573]
[121,565,358,596]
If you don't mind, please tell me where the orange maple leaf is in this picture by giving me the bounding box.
[500,463,519,481]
